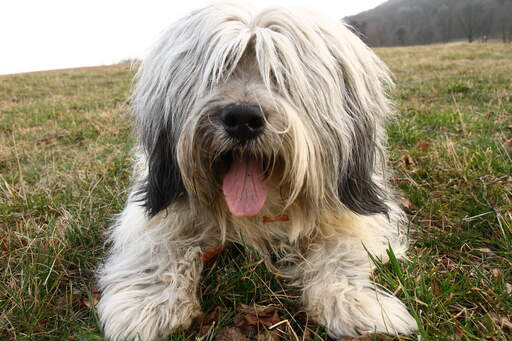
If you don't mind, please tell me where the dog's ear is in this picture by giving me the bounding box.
[330,26,391,216]
[337,114,389,216]
[137,126,186,217]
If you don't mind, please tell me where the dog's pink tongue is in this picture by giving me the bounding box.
[222,158,267,217]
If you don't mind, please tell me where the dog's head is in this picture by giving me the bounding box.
[132,3,393,218]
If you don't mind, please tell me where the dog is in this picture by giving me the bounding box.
[97,3,418,340]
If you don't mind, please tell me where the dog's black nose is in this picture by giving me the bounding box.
[221,104,265,141]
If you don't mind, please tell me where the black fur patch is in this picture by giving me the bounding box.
[337,117,389,216]
[137,127,186,217]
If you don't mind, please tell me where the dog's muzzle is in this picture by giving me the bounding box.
[218,104,268,217]
[221,103,265,141]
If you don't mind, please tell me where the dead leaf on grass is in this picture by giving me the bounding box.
[202,245,223,265]
[263,215,289,223]
[236,304,281,328]
[82,292,100,309]
[82,285,101,309]
[489,312,512,333]
[238,304,277,317]
[432,279,441,296]
[234,304,283,340]
[452,323,465,340]
[490,268,503,279]
[417,140,431,152]
[399,196,412,209]
[55,289,81,311]
[192,306,224,337]
[215,326,251,341]
[256,330,280,341]
[403,154,415,169]
[437,257,458,272]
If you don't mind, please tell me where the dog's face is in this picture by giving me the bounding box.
[132,4,393,219]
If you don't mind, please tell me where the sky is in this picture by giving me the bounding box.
[0,0,385,75]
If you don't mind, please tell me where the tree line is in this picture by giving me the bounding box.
[346,0,512,46]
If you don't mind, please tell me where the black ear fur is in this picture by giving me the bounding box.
[137,127,186,217]
[337,117,389,216]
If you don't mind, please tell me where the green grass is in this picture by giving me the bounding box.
[1,42,511,340]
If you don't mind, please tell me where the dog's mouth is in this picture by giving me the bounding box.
[218,152,268,217]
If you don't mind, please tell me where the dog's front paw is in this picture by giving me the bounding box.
[306,284,418,338]
[98,288,200,341]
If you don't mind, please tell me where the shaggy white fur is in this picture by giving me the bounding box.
[97,3,418,340]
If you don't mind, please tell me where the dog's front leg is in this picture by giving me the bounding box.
[298,237,418,338]
[97,202,203,341]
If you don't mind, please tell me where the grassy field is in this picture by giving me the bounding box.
[1,42,511,340]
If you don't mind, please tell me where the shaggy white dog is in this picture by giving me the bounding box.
[97,3,418,340]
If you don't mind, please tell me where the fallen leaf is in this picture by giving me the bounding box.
[274,215,289,222]
[263,216,273,223]
[489,312,512,332]
[82,292,100,309]
[202,245,223,265]
[506,283,512,294]
[238,304,277,317]
[257,330,280,341]
[399,196,412,209]
[452,323,465,340]
[491,268,503,279]
[195,306,222,336]
[214,327,250,341]
[262,310,281,328]
[302,328,312,341]
[504,139,512,147]
[263,215,289,223]
[403,154,415,169]
[417,140,430,152]
[233,304,285,340]
[203,307,221,325]
[38,319,47,328]
[187,307,226,339]
[55,289,81,310]
[237,312,260,327]
[432,279,441,296]
[437,257,458,272]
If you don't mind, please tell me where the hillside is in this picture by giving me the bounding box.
[1,43,511,340]
[346,0,512,46]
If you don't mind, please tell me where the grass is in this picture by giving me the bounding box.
[1,42,511,340]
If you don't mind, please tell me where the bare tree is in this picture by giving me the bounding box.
[369,19,387,46]
[416,23,434,44]
[479,10,494,42]
[345,0,512,47]
[396,26,407,45]
[347,19,368,42]
[437,4,453,43]
[457,1,483,43]
[497,0,512,42]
